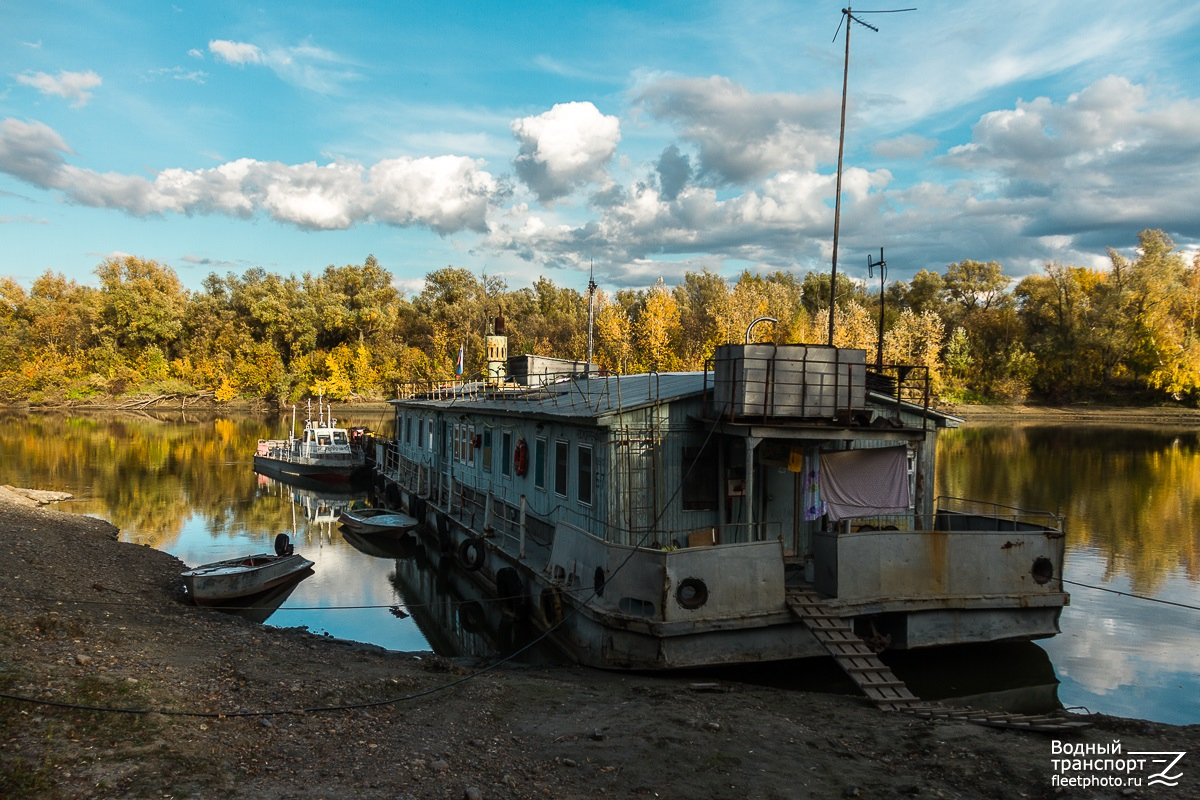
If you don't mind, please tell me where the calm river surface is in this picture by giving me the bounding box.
[1,410,1196,725]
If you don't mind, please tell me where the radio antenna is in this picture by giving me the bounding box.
[827,6,915,346]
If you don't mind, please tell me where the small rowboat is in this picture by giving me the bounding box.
[182,535,314,605]
[338,508,420,535]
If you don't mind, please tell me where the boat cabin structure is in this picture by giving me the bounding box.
[370,341,1068,671]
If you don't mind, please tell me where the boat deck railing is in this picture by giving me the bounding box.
[840,497,1064,534]
[390,370,678,415]
[376,444,785,552]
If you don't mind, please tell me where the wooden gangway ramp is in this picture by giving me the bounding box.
[786,590,1090,733]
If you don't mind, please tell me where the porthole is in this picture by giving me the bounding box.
[1031,557,1054,585]
[676,577,709,610]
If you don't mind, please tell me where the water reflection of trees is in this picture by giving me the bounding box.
[0,410,391,552]
[937,425,1200,593]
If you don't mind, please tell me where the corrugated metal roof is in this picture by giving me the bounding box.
[390,372,708,422]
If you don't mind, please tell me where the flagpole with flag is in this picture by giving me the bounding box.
[455,342,464,377]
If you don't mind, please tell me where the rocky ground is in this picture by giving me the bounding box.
[2,496,1198,798]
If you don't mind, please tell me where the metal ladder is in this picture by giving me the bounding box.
[786,590,1091,733]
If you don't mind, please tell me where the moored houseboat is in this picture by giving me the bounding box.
[369,332,1069,671]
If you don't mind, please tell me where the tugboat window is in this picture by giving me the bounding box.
[554,440,569,497]
[501,431,512,477]
[482,429,493,472]
[578,445,593,506]
[534,437,547,490]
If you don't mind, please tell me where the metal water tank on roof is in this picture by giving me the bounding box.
[711,344,867,418]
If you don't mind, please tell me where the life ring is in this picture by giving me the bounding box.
[456,538,486,572]
[514,438,529,476]
[539,585,565,627]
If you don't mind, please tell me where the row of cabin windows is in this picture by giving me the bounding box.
[399,413,591,507]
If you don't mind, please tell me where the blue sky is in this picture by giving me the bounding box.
[3,0,1199,297]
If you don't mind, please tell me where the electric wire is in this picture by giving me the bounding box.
[1061,578,1200,613]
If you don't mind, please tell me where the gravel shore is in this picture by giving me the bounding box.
[2,500,1197,799]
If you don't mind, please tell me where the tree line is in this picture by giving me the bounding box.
[1,230,1197,406]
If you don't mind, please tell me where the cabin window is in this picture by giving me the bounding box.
[578,445,593,506]
[405,415,412,445]
[333,431,348,445]
[534,437,547,490]
[453,423,475,466]
[501,431,512,477]
[417,418,424,450]
[442,421,450,458]
[482,429,493,473]
[318,435,331,446]
[554,440,569,497]
[682,443,719,511]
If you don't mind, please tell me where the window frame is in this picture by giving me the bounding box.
[554,439,569,498]
[534,437,547,491]
[577,444,593,506]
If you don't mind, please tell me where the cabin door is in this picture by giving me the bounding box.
[760,462,800,554]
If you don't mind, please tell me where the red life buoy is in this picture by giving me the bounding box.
[514,438,529,476]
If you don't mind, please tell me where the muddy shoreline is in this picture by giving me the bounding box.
[2,497,1198,799]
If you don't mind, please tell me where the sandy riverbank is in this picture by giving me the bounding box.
[1,500,1197,799]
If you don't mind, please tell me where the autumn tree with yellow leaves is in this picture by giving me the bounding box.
[2,230,1198,407]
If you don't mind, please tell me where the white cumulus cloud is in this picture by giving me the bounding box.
[511,102,621,202]
[0,118,498,235]
[635,75,840,185]
[16,70,102,108]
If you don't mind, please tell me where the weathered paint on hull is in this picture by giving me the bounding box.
[397,483,1067,671]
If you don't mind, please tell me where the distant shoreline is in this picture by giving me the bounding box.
[4,399,1200,428]
[946,403,1200,427]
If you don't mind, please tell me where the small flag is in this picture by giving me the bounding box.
[455,342,464,376]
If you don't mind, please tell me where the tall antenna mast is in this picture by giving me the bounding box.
[586,259,597,377]
[827,6,915,346]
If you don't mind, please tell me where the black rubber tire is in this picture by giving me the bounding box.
[457,538,486,572]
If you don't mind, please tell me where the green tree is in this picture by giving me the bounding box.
[94,256,186,355]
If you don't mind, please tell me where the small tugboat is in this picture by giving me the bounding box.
[182,534,314,605]
[254,396,367,483]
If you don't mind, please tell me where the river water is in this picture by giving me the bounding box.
[1,410,1196,725]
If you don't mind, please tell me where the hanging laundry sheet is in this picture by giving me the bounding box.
[790,446,827,521]
[819,445,910,521]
